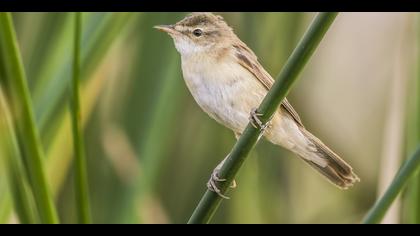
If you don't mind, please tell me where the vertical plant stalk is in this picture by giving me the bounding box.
[376,15,410,224]
[363,146,420,224]
[188,12,338,224]
[0,87,37,224]
[71,12,92,224]
[0,12,59,224]
[415,13,420,224]
[403,13,420,224]
[408,13,420,224]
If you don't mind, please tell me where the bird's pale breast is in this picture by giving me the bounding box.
[181,54,267,134]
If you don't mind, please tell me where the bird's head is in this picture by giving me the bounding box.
[154,13,235,56]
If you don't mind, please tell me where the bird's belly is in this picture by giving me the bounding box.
[184,73,266,134]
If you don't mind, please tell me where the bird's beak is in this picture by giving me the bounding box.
[154,24,177,34]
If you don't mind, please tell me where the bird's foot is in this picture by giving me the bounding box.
[207,167,237,199]
[249,108,271,139]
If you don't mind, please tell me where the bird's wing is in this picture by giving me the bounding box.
[233,42,304,127]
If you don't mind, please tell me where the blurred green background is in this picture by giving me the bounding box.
[0,12,419,223]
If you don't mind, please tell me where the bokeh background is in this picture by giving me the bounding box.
[0,12,419,223]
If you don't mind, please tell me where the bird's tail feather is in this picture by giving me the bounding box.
[299,128,360,189]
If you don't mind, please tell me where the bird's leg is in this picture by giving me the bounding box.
[207,108,271,199]
[207,154,237,199]
[249,108,272,140]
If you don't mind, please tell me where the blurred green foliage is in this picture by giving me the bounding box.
[0,12,418,223]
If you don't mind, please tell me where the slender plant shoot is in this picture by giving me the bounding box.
[71,12,92,224]
[0,12,59,224]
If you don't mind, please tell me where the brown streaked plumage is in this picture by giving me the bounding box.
[155,13,359,192]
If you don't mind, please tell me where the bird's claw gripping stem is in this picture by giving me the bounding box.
[249,108,271,139]
[207,160,237,199]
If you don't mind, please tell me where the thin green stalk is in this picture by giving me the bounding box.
[414,62,420,220]
[404,13,420,224]
[363,146,420,224]
[71,12,92,224]
[409,13,420,224]
[187,12,338,224]
[34,13,135,133]
[0,12,59,224]
[0,87,37,224]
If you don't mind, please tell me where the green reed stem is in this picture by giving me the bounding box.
[0,12,59,224]
[71,12,92,224]
[403,13,420,224]
[188,12,338,224]
[363,146,420,224]
[0,87,37,224]
[409,13,420,224]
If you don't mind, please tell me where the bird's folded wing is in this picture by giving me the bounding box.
[233,42,304,127]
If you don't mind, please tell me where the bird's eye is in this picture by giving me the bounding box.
[192,29,203,37]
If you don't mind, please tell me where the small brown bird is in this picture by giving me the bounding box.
[155,13,359,198]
